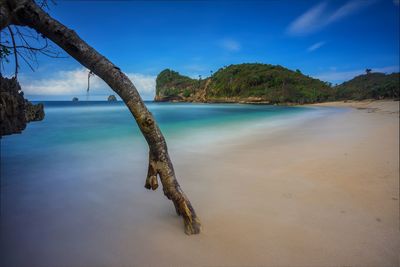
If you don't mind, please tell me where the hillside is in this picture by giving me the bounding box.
[334,72,399,100]
[155,63,334,104]
[155,64,400,104]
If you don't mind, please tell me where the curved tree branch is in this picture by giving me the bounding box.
[2,0,201,234]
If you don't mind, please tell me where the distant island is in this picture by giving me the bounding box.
[72,97,79,102]
[108,95,117,102]
[155,63,399,104]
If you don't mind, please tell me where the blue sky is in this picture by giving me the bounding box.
[1,0,399,100]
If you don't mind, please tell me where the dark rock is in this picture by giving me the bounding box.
[107,95,117,102]
[0,76,45,136]
[25,101,45,122]
[72,97,79,102]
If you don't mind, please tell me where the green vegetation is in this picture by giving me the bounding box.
[155,63,399,103]
[156,69,197,99]
[334,72,399,100]
[208,63,332,103]
[0,45,10,61]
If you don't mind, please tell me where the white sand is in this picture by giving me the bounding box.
[139,100,399,267]
[2,100,399,267]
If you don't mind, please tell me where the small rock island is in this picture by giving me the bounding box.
[72,97,79,102]
[108,95,117,102]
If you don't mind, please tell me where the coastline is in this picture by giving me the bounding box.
[1,100,398,266]
[158,100,400,266]
[309,99,400,113]
[154,97,400,107]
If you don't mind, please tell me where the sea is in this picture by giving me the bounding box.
[0,101,341,266]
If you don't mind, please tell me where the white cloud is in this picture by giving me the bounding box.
[127,73,156,98]
[219,38,241,52]
[287,0,374,36]
[21,68,103,95]
[20,68,156,100]
[314,65,399,83]
[327,0,367,23]
[287,2,327,36]
[308,41,326,52]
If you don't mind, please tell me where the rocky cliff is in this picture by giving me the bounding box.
[1,76,45,136]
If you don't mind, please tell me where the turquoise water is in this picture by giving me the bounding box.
[0,101,337,187]
[0,102,321,179]
[0,101,339,266]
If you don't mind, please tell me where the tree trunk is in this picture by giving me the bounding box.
[1,0,201,235]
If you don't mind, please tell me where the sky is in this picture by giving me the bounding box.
[1,0,399,100]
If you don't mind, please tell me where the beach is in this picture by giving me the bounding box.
[156,100,399,267]
[1,100,399,267]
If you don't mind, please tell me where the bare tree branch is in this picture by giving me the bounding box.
[7,26,18,78]
[1,4,66,74]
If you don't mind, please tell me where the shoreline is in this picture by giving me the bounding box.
[169,99,399,266]
[309,99,400,113]
[154,98,400,106]
[1,100,398,267]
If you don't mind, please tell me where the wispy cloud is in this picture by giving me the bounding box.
[308,41,326,52]
[287,0,374,36]
[287,2,327,36]
[219,38,241,52]
[314,65,399,83]
[20,68,156,100]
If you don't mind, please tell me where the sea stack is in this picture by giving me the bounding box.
[108,95,117,102]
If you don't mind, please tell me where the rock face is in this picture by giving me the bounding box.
[0,76,45,136]
[25,101,45,122]
[108,95,117,102]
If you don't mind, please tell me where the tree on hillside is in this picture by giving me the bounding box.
[0,0,201,235]
[366,68,372,74]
